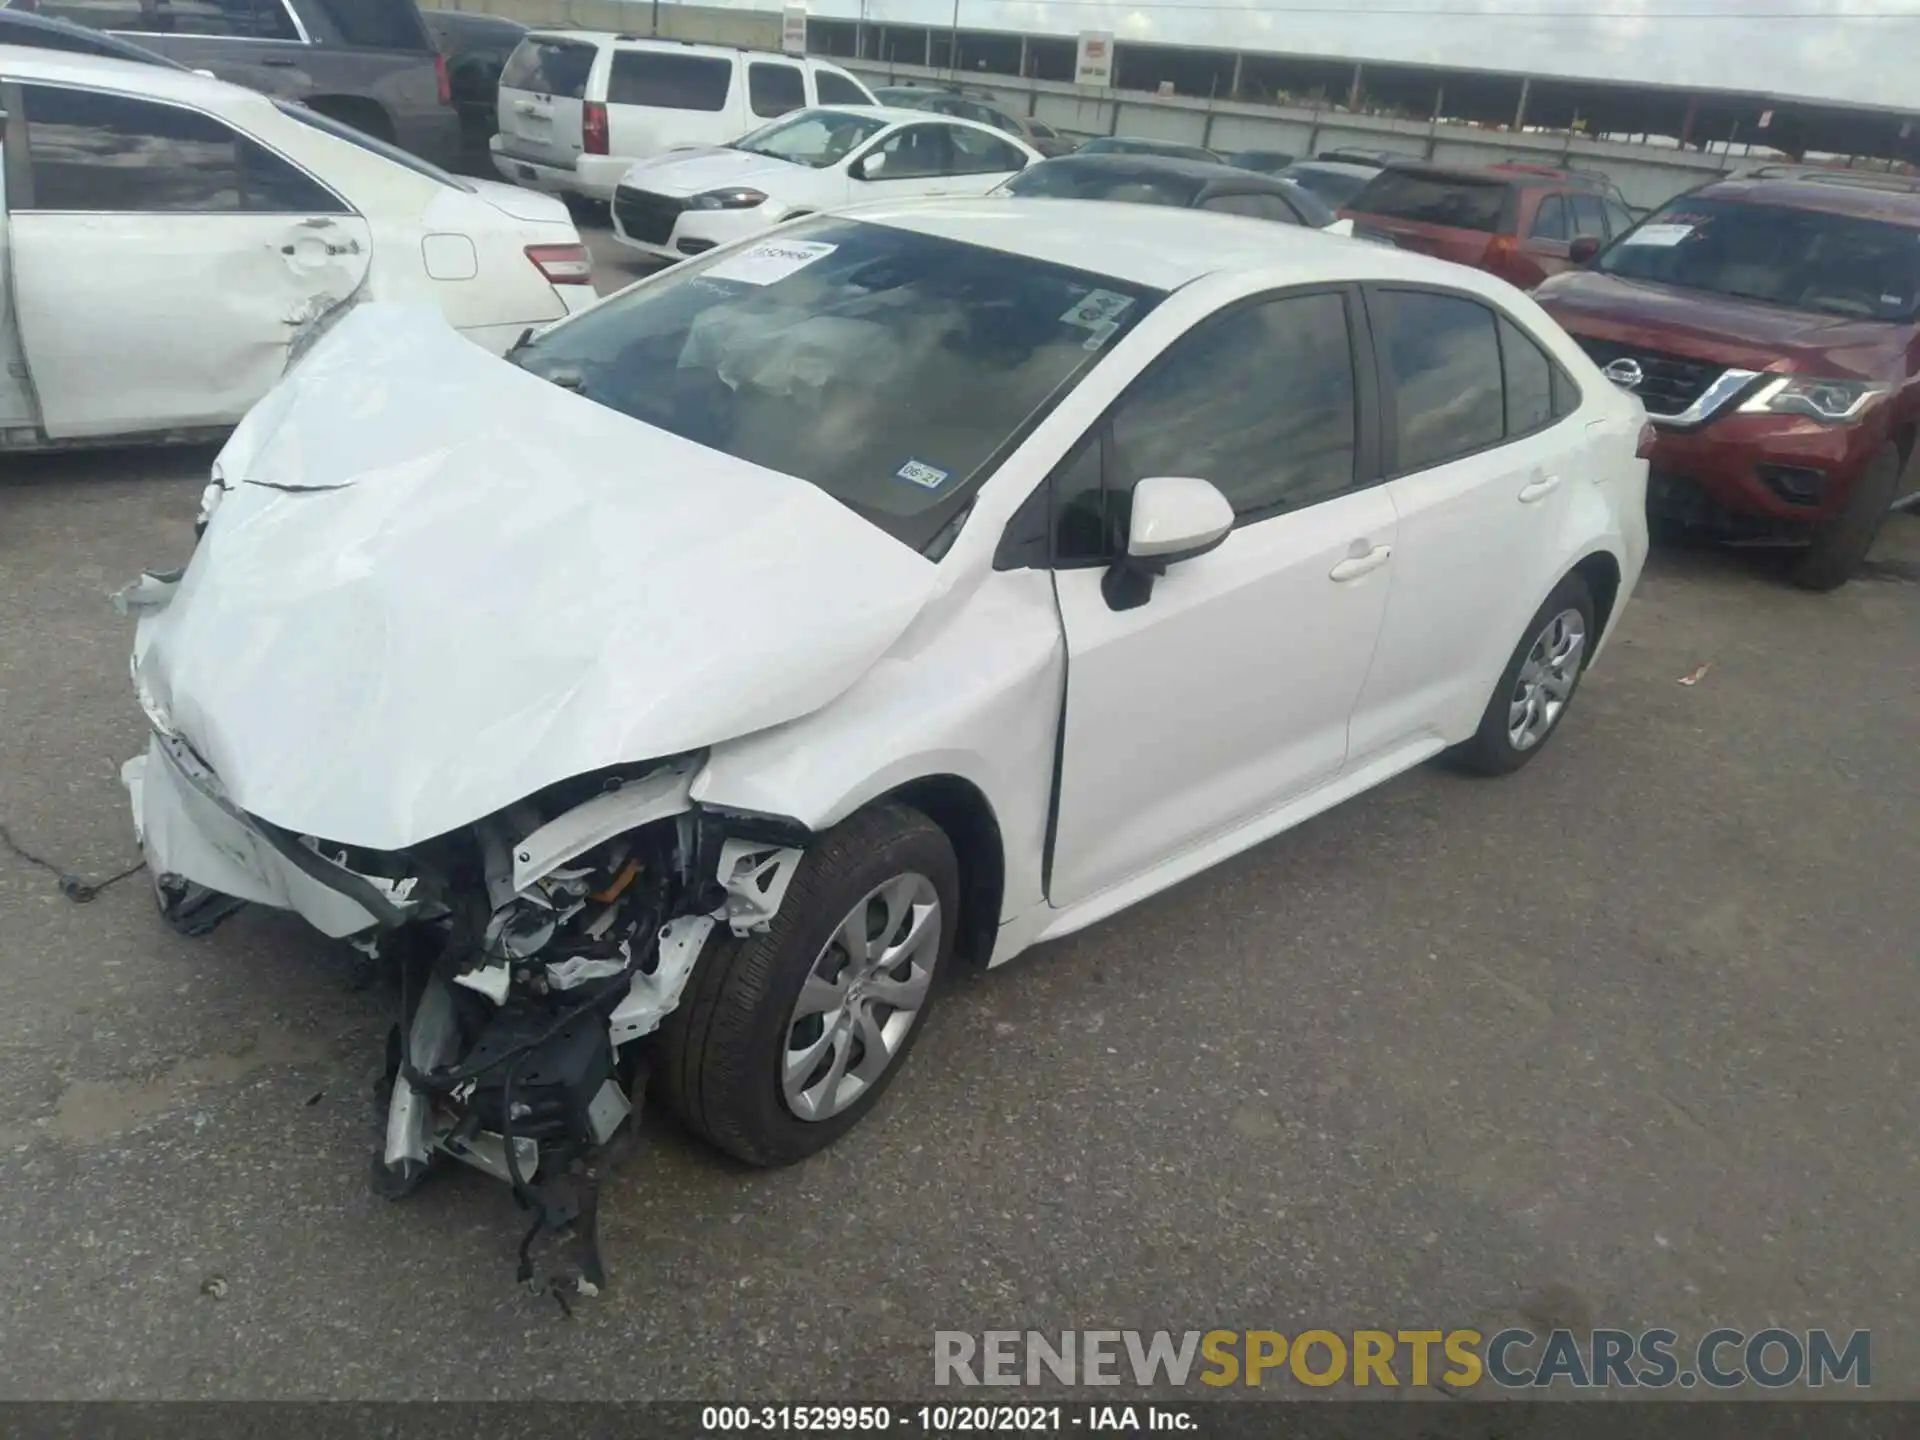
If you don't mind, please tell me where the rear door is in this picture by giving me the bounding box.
[495,34,596,169]
[604,48,737,159]
[1348,287,1585,761]
[3,80,370,439]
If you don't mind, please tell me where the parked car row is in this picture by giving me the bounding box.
[1332,156,1920,587]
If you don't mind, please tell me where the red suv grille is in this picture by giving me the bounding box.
[1573,336,1732,420]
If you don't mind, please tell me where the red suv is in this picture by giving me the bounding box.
[1535,170,1920,588]
[1340,162,1639,289]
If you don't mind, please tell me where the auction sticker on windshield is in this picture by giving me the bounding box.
[1061,288,1135,329]
[1621,223,1696,247]
[896,459,950,490]
[704,240,838,286]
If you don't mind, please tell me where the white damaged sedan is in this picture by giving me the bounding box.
[123,201,1647,1280]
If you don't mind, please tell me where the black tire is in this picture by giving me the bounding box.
[658,803,959,1167]
[1790,442,1902,591]
[1450,571,1596,777]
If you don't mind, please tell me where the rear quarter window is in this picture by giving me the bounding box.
[500,37,598,99]
[607,50,732,111]
[1352,169,1512,232]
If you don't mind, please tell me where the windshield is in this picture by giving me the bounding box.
[277,101,472,191]
[514,218,1161,552]
[1003,161,1200,206]
[731,109,889,169]
[1283,164,1371,208]
[1349,168,1510,230]
[1597,194,1920,321]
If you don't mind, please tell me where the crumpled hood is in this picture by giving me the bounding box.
[134,305,939,853]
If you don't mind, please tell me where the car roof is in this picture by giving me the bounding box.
[1691,173,1920,226]
[527,31,843,64]
[847,195,1496,291]
[0,42,249,105]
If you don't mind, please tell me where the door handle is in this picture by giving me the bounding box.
[1519,474,1562,504]
[260,57,298,67]
[1329,542,1392,582]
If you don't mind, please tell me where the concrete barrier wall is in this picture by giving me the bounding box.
[424,0,1730,209]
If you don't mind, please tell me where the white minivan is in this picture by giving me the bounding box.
[491,33,877,203]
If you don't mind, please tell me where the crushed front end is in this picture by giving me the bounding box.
[126,727,804,1296]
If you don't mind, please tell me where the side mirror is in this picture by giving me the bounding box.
[1569,235,1602,265]
[855,150,888,180]
[1101,476,1235,612]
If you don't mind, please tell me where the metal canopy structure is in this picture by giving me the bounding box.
[809,17,1920,165]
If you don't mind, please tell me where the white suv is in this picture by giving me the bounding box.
[491,32,877,202]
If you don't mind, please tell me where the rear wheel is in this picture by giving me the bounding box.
[1450,572,1595,777]
[658,803,957,1166]
[1790,442,1901,591]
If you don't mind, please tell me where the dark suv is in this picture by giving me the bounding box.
[7,0,459,165]
[1535,170,1920,588]
[1341,161,1639,289]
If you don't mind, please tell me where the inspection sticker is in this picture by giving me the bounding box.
[1061,288,1135,330]
[703,239,837,285]
[1621,223,1695,248]
[896,459,950,490]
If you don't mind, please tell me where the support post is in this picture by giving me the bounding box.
[1513,75,1531,132]
[1347,63,1363,111]
[1230,51,1243,103]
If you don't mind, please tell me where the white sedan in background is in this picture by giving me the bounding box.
[128,204,1647,1233]
[609,105,1041,261]
[0,46,596,450]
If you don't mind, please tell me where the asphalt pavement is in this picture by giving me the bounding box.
[1,238,1917,1399]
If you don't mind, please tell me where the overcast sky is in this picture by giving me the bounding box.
[759,0,1920,109]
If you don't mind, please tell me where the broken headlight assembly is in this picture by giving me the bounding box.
[343,754,806,1298]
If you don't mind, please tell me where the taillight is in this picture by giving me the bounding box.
[582,101,609,156]
[1636,420,1659,459]
[526,243,593,285]
[434,52,451,107]
[1485,233,1518,273]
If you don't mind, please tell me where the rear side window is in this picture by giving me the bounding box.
[748,61,806,118]
[58,0,301,40]
[814,70,871,106]
[1200,191,1302,225]
[309,0,429,49]
[1351,169,1510,232]
[1531,194,1568,241]
[1499,317,1554,435]
[607,50,732,111]
[500,37,597,99]
[1373,289,1505,471]
[19,83,345,214]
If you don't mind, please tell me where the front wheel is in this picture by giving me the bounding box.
[1790,442,1902,591]
[1450,572,1595,777]
[657,803,958,1166]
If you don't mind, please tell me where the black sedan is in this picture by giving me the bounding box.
[1000,152,1340,230]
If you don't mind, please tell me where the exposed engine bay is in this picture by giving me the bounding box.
[128,722,805,1300]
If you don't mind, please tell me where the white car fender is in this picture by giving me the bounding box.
[690,564,1065,961]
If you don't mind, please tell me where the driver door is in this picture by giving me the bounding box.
[1046,288,1398,908]
[2,79,370,440]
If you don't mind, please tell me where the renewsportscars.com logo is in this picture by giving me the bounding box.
[933,1328,1871,1390]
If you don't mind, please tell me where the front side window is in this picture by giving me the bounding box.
[1372,289,1505,472]
[607,51,732,111]
[499,37,596,99]
[1097,292,1359,527]
[513,218,1160,553]
[1597,193,1920,320]
[813,70,872,106]
[947,124,1026,175]
[113,0,300,40]
[1602,199,1635,237]
[748,61,806,119]
[21,83,342,214]
[27,0,150,31]
[864,123,953,179]
[731,108,886,169]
